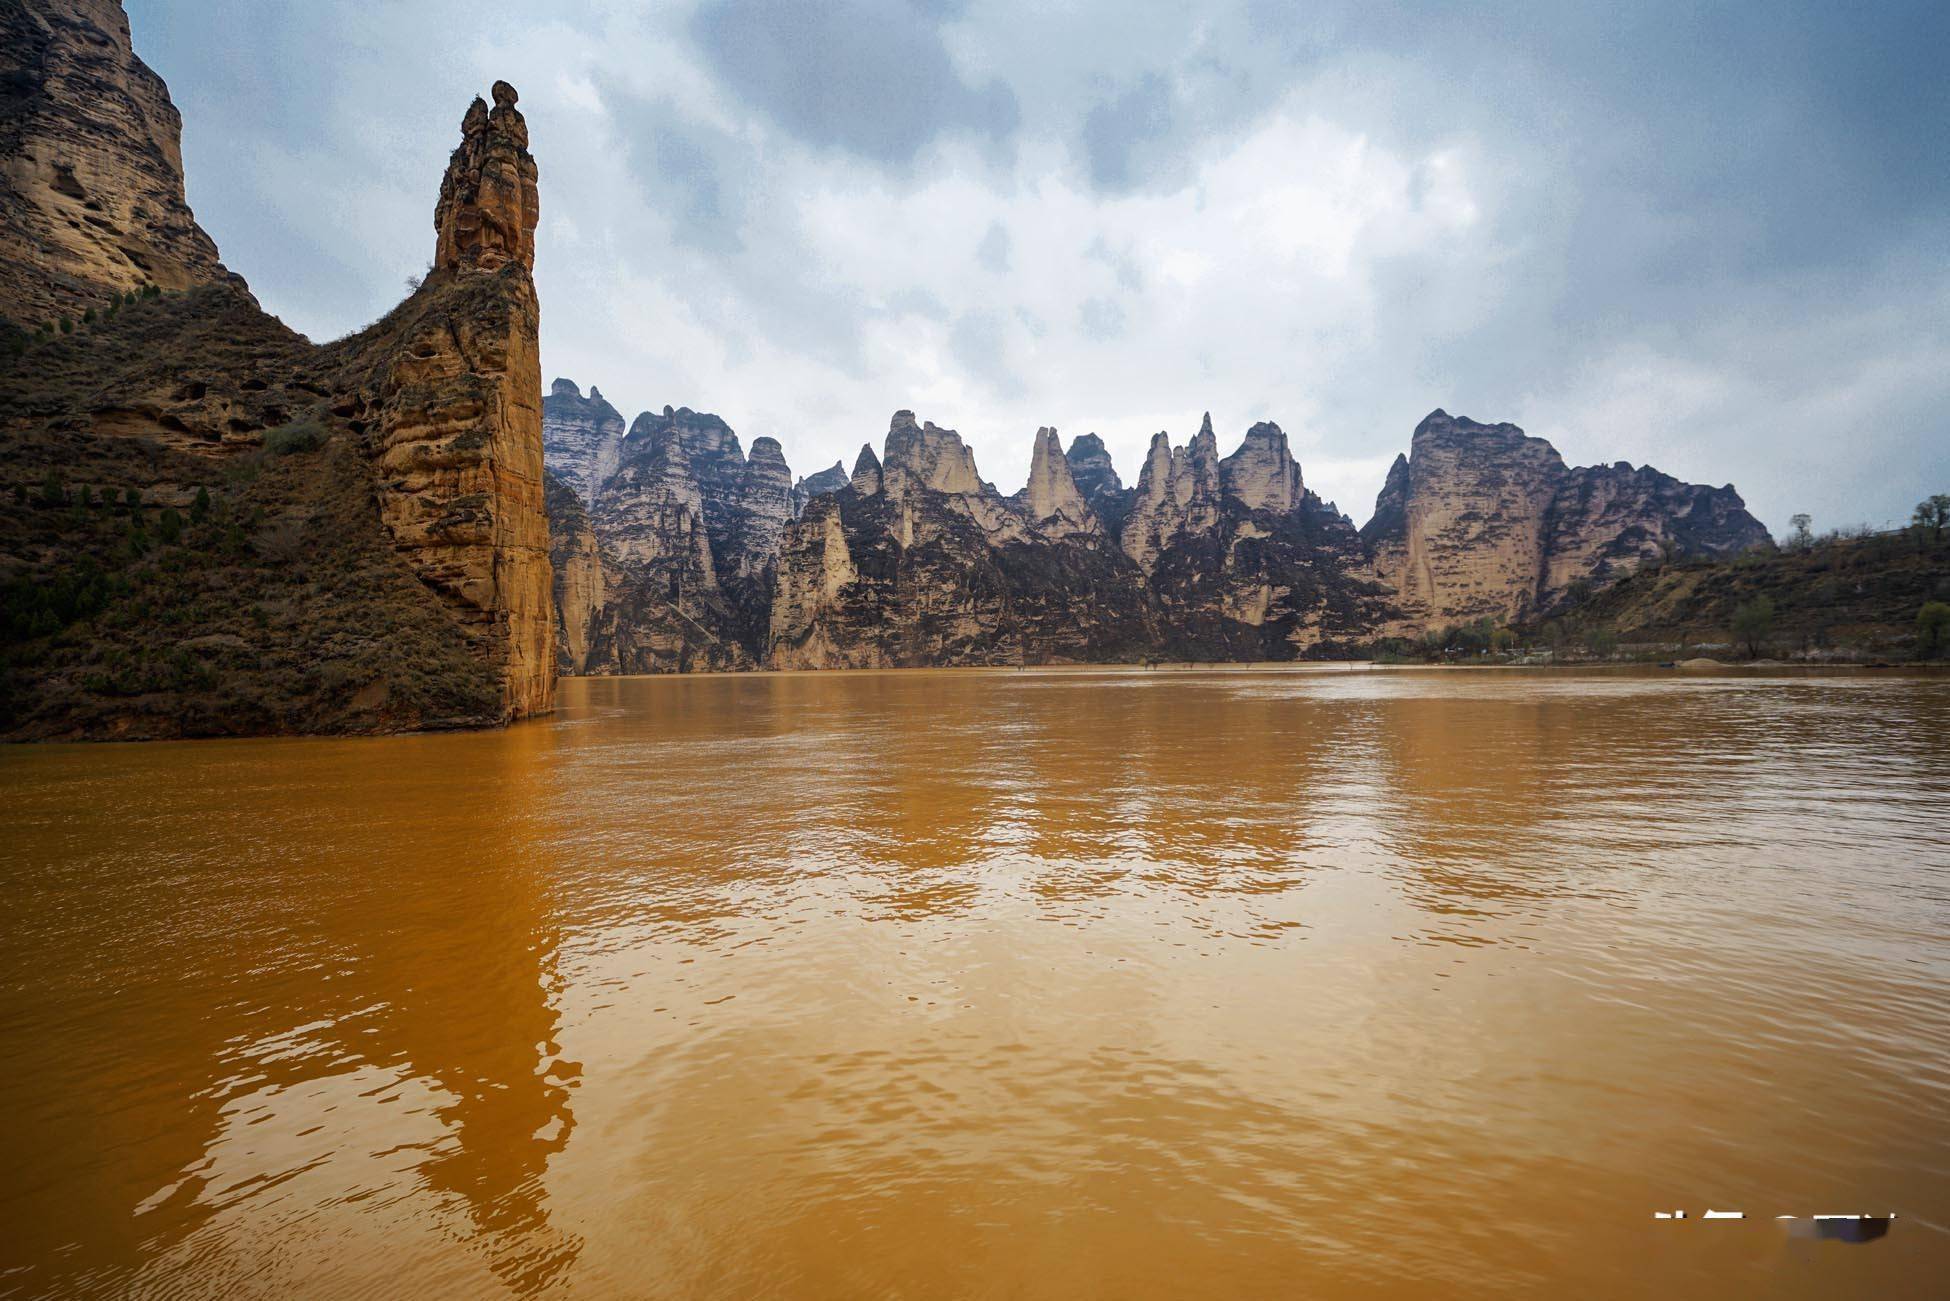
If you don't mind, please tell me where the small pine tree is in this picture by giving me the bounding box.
[11,483,25,505]
[191,485,210,522]
[79,484,94,509]
[124,486,141,509]
[59,317,73,334]
[158,506,183,544]
[39,471,64,507]
[82,307,96,325]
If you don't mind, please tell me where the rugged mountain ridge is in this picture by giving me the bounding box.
[541,387,794,671]
[543,392,1768,673]
[1,0,552,737]
[1361,410,1770,629]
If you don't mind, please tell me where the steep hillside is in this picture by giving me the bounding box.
[1559,529,1950,657]
[0,1,551,738]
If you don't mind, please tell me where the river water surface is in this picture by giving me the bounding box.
[3,667,1948,1298]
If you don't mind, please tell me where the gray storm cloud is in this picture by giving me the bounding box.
[128,0,1950,531]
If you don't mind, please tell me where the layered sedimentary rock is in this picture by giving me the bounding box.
[543,403,795,672]
[1010,426,1097,540]
[0,0,239,328]
[541,378,625,502]
[553,396,1769,676]
[1120,413,1224,571]
[767,411,1388,668]
[0,8,553,738]
[354,79,552,720]
[1141,418,1391,657]
[771,413,1149,668]
[1361,410,1771,628]
[1064,432,1123,504]
[545,468,610,674]
[790,460,848,518]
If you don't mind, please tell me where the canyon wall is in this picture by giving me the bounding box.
[541,390,794,672]
[1361,410,1770,629]
[546,398,1764,673]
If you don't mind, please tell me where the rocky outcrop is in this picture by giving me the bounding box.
[766,411,1386,668]
[790,460,848,518]
[770,412,1136,668]
[1120,413,1224,571]
[0,0,240,328]
[545,468,610,675]
[0,8,553,739]
[1010,426,1097,539]
[433,82,537,274]
[354,81,552,720]
[1361,410,1771,628]
[542,402,797,672]
[1064,432,1123,503]
[541,378,625,502]
[1219,422,1304,513]
[1140,419,1390,657]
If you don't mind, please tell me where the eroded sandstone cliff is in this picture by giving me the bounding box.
[766,411,1384,668]
[0,5,552,738]
[1361,410,1770,629]
[0,0,239,329]
[541,378,625,503]
[541,395,796,673]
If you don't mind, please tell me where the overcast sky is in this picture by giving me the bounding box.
[128,0,1948,531]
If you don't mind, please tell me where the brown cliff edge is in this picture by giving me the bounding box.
[0,1,551,739]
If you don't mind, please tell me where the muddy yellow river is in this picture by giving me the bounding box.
[3,668,1946,1297]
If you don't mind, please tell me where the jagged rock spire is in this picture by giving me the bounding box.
[434,80,539,273]
[850,443,883,495]
[1017,427,1096,538]
[1219,420,1304,513]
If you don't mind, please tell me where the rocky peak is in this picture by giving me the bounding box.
[1122,418,1227,570]
[850,444,884,496]
[1219,420,1304,513]
[1367,408,1769,628]
[1064,432,1123,501]
[1363,452,1411,544]
[792,460,849,517]
[542,377,627,502]
[882,410,986,498]
[1,0,238,326]
[434,79,538,274]
[1014,426,1097,539]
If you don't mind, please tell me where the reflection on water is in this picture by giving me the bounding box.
[2,667,1948,1298]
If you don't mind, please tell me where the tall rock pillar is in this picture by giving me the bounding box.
[371,81,554,720]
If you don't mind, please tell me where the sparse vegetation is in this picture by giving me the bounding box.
[1731,595,1775,658]
[1920,601,1950,659]
[263,417,326,456]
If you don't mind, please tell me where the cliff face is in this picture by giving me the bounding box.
[542,401,795,672]
[0,0,239,328]
[770,415,1150,669]
[0,8,553,739]
[1361,410,1771,628]
[767,411,1386,668]
[350,80,552,720]
[541,378,625,503]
